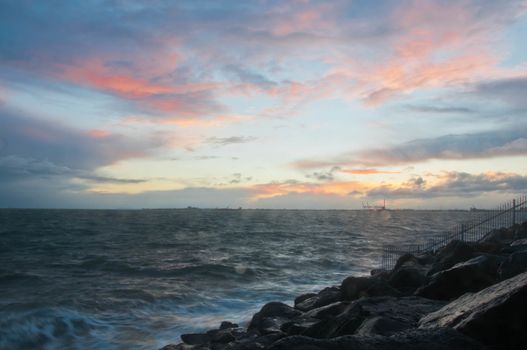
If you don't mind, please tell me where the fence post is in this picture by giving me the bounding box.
[461,224,465,241]
[512,199,516,225]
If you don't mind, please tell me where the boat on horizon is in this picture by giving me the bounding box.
[362,199,386,211]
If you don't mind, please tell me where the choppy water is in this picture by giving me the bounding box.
[0,209,477,349]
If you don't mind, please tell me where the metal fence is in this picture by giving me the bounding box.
[381,195,527,270]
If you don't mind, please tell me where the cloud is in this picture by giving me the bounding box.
[306,166,341,181]
[206,136,257,146]
[403,105,476,114]
[473,76,527,109]
[0,107,149,170]
[293,126,527,169]
[340,168,400,175]
[367,171,527,199]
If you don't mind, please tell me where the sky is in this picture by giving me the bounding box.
[1,0,527,209]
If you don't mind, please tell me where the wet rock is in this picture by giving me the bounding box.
[294,293,317,307]
[248,302,302,334]
[428,240,474,275]
[219,321,238,330]
[181,333,210,345]
[510,238,527,247]
[388,264,427,295]
[224,332,284,350]
[419,271,527,350]
[303,301,350,320]
[267,328,487,350]
[498,248,527,280]
[280,317,320,335]
[355,316,412,336]
[301,296,445,339]
[295,287,343,312]
[416,254,502,300]
[341,275,400,301]
[481,227,516,245]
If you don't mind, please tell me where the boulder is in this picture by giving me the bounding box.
[510,238,527,247]
[388,263,427,295]
[419,271,527,350]
[303,301,350,320]
[181,333,210,345]
[355,316,412,336]
[267,328,487,350]
[294,293,317,306]
[498,248,527,280]
[416,254,502,300]
[341,276,400,301]
[428,240,474,275]
[301,296,445,339]
[248,302,303,334]
[295,287,343,312]
[224,332,284,350]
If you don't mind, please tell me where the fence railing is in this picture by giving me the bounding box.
[381,195,527,270]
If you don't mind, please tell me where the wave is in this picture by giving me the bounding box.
[0,271,44,284]
[76,256,257,280]
[0,307,112,350]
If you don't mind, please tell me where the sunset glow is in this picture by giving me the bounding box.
[1,0,527,209]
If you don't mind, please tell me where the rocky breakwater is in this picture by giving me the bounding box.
[161,222,527,350]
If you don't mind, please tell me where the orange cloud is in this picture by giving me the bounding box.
[251,180,372,200]
[87,129,112,138]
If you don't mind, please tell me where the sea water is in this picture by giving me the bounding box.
[0,209,477,349]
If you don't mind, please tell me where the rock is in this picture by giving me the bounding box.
[248,302,303,334]
[510,238,527,247]
[280,317,320,335]
[267,328,487,350]
[224,332,284,350]
[181,333,210,345]
[341,276,400,301]
[416,254,502,300]
[355,316,412,336]
[498,249,527,280]
[370,268,388,276]
[301,296,445,339]
[388,263,427,294]
[481,227,516,245]
[294,293,317,306]
[219,321,238,330]
[303,301,350,320]
[295,287,343,312]
[419,271,527,350]
[428,240,474,275]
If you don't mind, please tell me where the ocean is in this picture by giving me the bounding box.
[0,209,478,349]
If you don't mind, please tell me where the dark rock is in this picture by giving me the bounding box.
[419,271,527,350]
[294,293,317,306]
[181,333,210,345]
[510,238,527,247]
[302,296,445,339]
[303,301,350,320]
[416,254,502,300]
[219,321,238,330]
[481,227,516,245]
[267,328,487,350]
[280,317,320,335]
[341,276,400,301]
[428,240,474,275]
[498,248,527,280]
[355,316,412,336]
[388,264,427,294]
[469,241,505,255]
[248,302,302,334]
[295,287,343,312]
[224,332,284,350]
[370,268,388,276]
